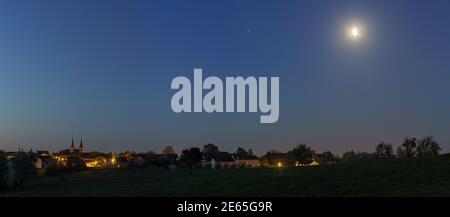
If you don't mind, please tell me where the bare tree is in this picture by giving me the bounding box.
[417,136,441,156]
[396,137,417,157]
[375,142,394,159]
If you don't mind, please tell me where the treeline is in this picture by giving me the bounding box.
[259,144,338,167]
[257,136,443,166]
[375,136,441,158]
[341,136,442,161]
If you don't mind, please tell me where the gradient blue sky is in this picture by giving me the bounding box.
[1,0,449,155]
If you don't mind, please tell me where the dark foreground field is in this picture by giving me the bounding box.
[3,155,450,197]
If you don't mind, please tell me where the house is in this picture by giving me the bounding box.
[35,150,54,168]
[132,156,146,168]
[295,159,319,166]
[6,152,16,160]
[80,153,109,168]
[116,156,129,168]
[234,155,260,168]
[37,151,50,157]
[34,156,54,169]
[313,152,337,165]
[202,151,236,169]
[34,157,44,169]
[309,160,320,166]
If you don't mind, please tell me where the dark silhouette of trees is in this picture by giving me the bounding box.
[0,150,8,191]
[161,146,176,155]
[417,136,441,156]
[260,150,278,167]
[396,137,417,157]
[322,151,337,163]
[11,151,37,191]
[258,155,268,167]
[289,144,313,165]
[235,147,249,159]
[121,150,135,162]
[180,148,202,174]
[202,143,218,159]
[375,142,394,159]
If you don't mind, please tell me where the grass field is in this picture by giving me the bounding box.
[3,154,450,197]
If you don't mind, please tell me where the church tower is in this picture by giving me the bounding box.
[69,137,75,153]
[79,138,85,153]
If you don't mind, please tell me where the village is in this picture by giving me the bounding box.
[3,138,339,173]
[3,136,441,176]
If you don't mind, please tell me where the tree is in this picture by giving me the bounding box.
[341,150,358,161]
[235,147,249,159]
[396,137,417,157]
[135,151,153,168]
[417,136,441,156]
[11,151,37,191]
[161,146,176,155]
[375,142,394,159]
[0,150,8,191]
[202,143,218,158]
[322,151,336,163]
[180,148,202,174]
[289,144,313,165]
[258,155,269,167]
[120,151,135,162]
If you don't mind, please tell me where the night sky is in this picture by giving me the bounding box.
[1,0,450,155]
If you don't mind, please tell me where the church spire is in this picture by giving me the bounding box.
[79,138,85,153]
[70,137,75,153]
